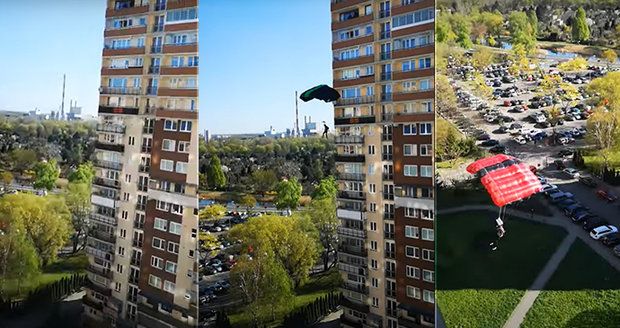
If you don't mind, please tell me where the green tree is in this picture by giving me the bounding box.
[472,46,495,70]
[1,171,13,190]
[65,182,91,253]
[453,14,473,48]
[436,14,454,43]
[251,169,278,196]
[0,227,40,297]
[10,149,37,174]
[527,10,538,38]
[572,7,590,43]
[436,74,458,117]
[275,178,302,210]
[239,194,257,212]
[311,176,338,200]
[508,11,536,54]
[587,72,620,112]
[303,197,339,271]
[199,204,226,222]
[68,162,95,185]
[206,155,227,190]
[33,159,60,190]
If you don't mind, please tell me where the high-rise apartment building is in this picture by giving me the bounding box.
[331,1,435,327]
[84,0,199,327]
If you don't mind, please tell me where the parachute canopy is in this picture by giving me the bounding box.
[300,84,340,103]
[467,154,542,207]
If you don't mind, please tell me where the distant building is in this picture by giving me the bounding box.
[301,116,318,137]
[66,100,83,121]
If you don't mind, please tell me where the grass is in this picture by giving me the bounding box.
[583,150,620,171]
[229,268,341,328]
[437,157,469,169]
[521,239,620,328]
[438,188,554,217]
[437,211,567,328]
[2,252,88,298]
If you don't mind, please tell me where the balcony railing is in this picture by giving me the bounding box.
[93,159,123,171]
[89,231,117,245]
[85,245,114,262]
[138,164,150,173]
[335,154,365,163]
[133,220,145,229]
[382,153,393,161]
[382,113,394,122]
[338,190,366,200]
[151,45,163,53]
[95,141,125,153]
[384,212,394,220]
[337,226,366,238]
[385,289,397,298]
[338,172,366,181]
[87,265,113,279]
[334,96,375,106]
[132,238,143,248]
[90,213,117,226]
[380,52,391,60]
[96,124,125,134]
[342,283,368,294]
[148,66,161,74]
[378,9,390,18]
[100,86,141,95]
[143,126,154,134]
[130,257,141,267]
[381,93,393,101]
[382,173,394,180]
[335,135,364,144]
[93,177,121,189]
[152,24,164,33]
[384,231,395,240]
[380,72,392,81]
[335,115,376,125]
[338,245,368,257]
[98,105,139,115]
[146,86,158,95]
[136,203,146,212]
[141,146,152,153]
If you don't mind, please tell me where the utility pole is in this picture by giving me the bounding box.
[60,74,66,121]
[295,91,300,137]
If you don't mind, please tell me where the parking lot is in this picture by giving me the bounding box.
[445,54,620,262]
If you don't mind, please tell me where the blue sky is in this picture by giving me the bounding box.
[0,0,105,116]
[199,1,334,134]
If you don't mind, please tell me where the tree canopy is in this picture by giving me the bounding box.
[275,178,303,210]
[34,159,60,190]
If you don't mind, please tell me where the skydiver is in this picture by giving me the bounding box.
[322,122,329,138]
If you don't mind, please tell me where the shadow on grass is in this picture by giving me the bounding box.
[564,310,620,328]
[42,253,88,274]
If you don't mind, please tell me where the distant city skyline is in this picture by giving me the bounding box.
[199,1,333,134]
[0,1,105,116]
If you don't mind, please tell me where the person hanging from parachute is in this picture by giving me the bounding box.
[299,84,339,139]
[466,154,542,251]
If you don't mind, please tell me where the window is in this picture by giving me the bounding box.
[178,141,191,153]
[163,119,177,131]
[422,101,433,112]
[342,87,360,99]
[370,222,377,231]
[423,290,435,303]
[422,228,434,241]
[406,286,421,299]
[372,297,379,307]
[422,249,435,262]
[403,144,417,156]
[163,280,176,293]
[148,275,162,289]
[423,270,435,283]
[403,124,417,135]
[339,48,360,60]
[151,256,164,269]
[420,165,433,177]
[171,56,184,67]
[370,259,378,269]
[405,246,420,258]
[152,237,165,250]
[169,222,182,235]
[369,183,376,193]
[154,218,167,231]
[420,79,430,90]
[369,203,377,212]
[404,165,418,177]
[370,240,378,251]
[406,266,420,279]
[392,8,435,28]
[420,144,432,156]
[405,207,417,218]
[115,282,121,292]
[371,278,378,288]
[160,159,174,172]
[405,226,419,238]
[179,120,192,132]
[176,162,188,174]
[420,123,432,135]
[419,57,432,69]
[166,8,198,22]
[118,246,125,256]
[162,139,175,151]
[168,242,180,254]
[368,145,375,155]
[187,56,199,67]
[165,261,177,274]
[171,204,184,215]
[156,200,170,211]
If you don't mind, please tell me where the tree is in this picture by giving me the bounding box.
[0,171,13,189]
[251,169,278,196]
[65,182,91,253]
[311,176,338,200]
[436,74,458,117]
[206,155,227,190]
[239,194,257,212]
[10,149,37,174]
[527,10,538,39]
[587,72,620,112]
[275,178,302,210]
[572,7,590,43]
[303,197,339,271]
[508,11,536,54]
[33,159,60,190]
[436,14,455,43]
[586,108,620,153]
[509,43,531,74]
[472,46,495,70]
[472,72,493,99]
[558,57,587,71]
[0,193,72,266]
[538,74,579,109]
[602,49,618,68]
[199,204,226,222]
[68,162,95,185]
[453,14,473,48]
[0,227,40,297]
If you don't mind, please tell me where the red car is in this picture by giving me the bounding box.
[597,190,618,202]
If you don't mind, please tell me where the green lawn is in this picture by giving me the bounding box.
[437,211,567,328]
[584,150,620,171]
[229,268,341,328]
[2,252,88,298]
[521,240,620,328]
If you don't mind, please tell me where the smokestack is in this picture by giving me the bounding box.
[60,74,66,120]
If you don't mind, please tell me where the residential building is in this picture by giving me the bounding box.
[331,1,435,327]
[84,0,199,327]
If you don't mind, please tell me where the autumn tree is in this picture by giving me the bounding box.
[586,109,620,167]
[199,204,226,222]
[239,194,257,212]
[0,171,13,190]
[0,226,40,297]
[33,159,60,190]
[436,74,458,117]
[275,177,302,210]
[558,57,587,72]
[602,49,618,68]
[587,72,620,112]
[472,46,495,71]
[572,7,590,43]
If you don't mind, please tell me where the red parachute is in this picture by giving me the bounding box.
[467,154,542,207]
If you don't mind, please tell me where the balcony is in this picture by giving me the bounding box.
[157,87,198,97]
[162,43,198,54]
[105,4,149,18]
[100,86,142,95]
[95,141,125,153]
[331,0,370,11]
[393,89,435,102]
[146,86,158,95]
[138,304,195,328]
[338,190,366,200]
[132,238,144,248]
[93,159,123,171]
[333,35,374,51]
[129,275,140,285]
[392,0,434,15]
[334,95,375,106]
[342,282,368,294]
[380,31,391,40]
[102,46,145,57]
[83,295,104,312]
[380,51,391,60]
[398,317,425,328]
[392,43,434,59]
[100,66,144,76]
[392,68,434,81]
[87,265,113,280]
[332,13,374,30]
[383,173,394,180]
[337,226,366,239]
[386,289,397,298]
[96,124,125,134]
[384,212,394,220]
[378,9,390,18]
[167,0,198,9]
[338,245,368,258]
[382,153,393,161]
[335,135,364,144]
[85,246,114,263]
[382,113,394,123]
[130,256,142,267]
[380,72,392,81]
[334,115,375,125]
[333,54,374,69]
[151,45,163,54]
[139,164,150,173]
[93,177,121,189]
[89,231,117,245]
[384,231,395,240]
[91,194,117,209]
[385,250,396,259]
[141,146,152,153]
[160,66,198,75]
[136,203,146,212]
[152,24,164,33]
[383,192,395,200]
[90,213,117,227]
[148,66,161,74]
[338,172,365,181]
[98,105,139,115]
[385,269,395,279]
[335,154,365,163]
[381,93,393,102]
[164,21,199,32]
[333,74,375,88]
[133,220,145,229]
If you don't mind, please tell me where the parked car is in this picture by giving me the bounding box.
[541,184,558,194]
[558,149,574,157]
[554,160,566,170]
[571,212,594,223]
[579,176,597,188]
[489,145,506,154]
[564,203,588,216]
[583,218,609,231]
[613,245,620,257]
[596,190,619,202]
[601,234,620,247]
[513,136,527,145]
[562,168,580,179]
[590,225,618,240]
